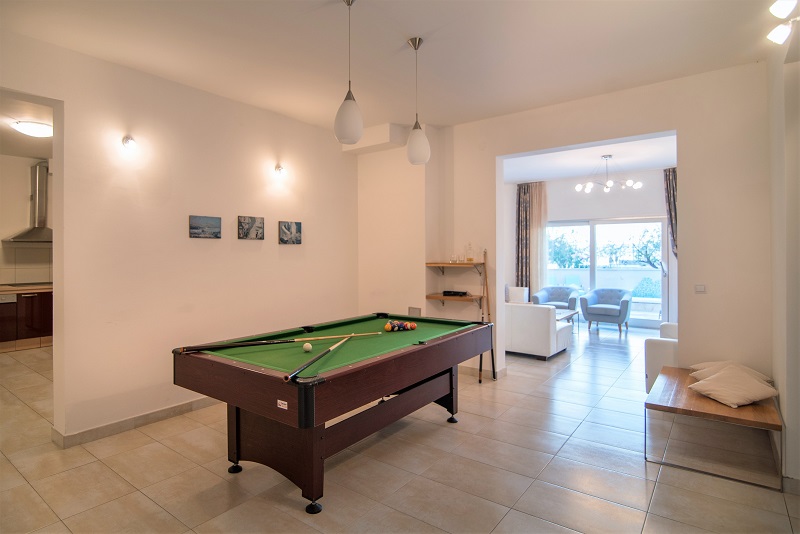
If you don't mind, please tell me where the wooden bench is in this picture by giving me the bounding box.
[645,366,782,490]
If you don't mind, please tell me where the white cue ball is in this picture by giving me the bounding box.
[303,343,312,352]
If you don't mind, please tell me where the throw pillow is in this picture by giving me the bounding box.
[688,366,778,408]
[689,360,771,382]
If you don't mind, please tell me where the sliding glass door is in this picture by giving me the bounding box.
[547,218,668,328]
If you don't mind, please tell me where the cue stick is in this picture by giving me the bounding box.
[173,331,381,354]
[283,336,350,382]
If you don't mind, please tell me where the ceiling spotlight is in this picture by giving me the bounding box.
[10,121,53,138]
[770,0,797,18]
[275,164,284,175]
[333,0,363,144]
[121,136,137,149]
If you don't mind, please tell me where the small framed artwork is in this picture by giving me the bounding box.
[189,215,221,239]
[238,216,264,240]
[278,221,302,244]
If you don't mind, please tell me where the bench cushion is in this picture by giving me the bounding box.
[688,366,777,408]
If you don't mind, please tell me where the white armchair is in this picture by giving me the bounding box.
[644,322,678,392]
[506,303,572,360]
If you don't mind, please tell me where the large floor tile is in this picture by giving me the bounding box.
[382,477,508,534]
[81,429,155,459]
[0,483,59,533]
[492,509,579,533]
[497,406,583,436]
[537,456,655,511]
[160,425,227,465]
[203,457,288,495]
[325,449,416,501]
[786,492,800,518]
[102,441,197,489]
[557,437,660,481]
[512,395,594,420]
[389,418,471,452]
[31,461,136,519]
[194,496,318,533]
[649,484,792,533]
[527,385,604,407]
[183,402,226,425]
[141,466,252,528]
[259,479,381,533]
[137,414,205,441]
[642,513,714,533]
[8,442,96,481]
[657,465,787,514]
[421,454,533,507]
[0,453,28,492]
[572,420,653,454]
[348,433,448,475]
[477,419,568,455]
[587,407,673,438]
[514,480,646,533]
[62,491,187,533]
[347,502,447,533]
[410,402,495,434]
[451,434,553,479]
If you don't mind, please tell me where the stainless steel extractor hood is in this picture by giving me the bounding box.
[2,161,52,244]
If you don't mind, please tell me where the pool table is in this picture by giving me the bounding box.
[172,312,493,513]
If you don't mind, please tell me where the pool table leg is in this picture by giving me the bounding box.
[434,366,459,423]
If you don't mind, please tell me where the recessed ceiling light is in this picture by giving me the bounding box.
[10,121,53,138]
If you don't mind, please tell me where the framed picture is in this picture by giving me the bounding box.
[189,215,221,239]
[238,216,264,240]
[278,221,302,244]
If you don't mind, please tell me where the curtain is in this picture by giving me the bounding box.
[515,182,548,299]
[515,184,531,289]
[664,167,678,258]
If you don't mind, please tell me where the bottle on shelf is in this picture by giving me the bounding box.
[466,242,475,263]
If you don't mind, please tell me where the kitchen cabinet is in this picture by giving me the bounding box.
[16,291,53,340]
[0,294,16,342]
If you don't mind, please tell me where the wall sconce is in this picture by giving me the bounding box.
[121,136,137,150]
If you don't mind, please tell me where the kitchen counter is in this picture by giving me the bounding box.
[0,283,54,295]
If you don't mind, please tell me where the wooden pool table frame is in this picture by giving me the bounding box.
[173,313,493,513]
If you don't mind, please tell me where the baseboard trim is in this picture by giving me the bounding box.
[51,396,219,449]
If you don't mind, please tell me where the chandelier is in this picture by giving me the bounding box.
[574,155,642,194]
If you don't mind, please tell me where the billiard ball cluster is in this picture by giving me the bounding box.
[384,320,417,332]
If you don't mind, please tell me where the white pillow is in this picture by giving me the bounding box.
[689,361,771,383]
[688,366,778,408]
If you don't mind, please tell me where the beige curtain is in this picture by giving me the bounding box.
[515,182,548,298]
[530,182,548,293]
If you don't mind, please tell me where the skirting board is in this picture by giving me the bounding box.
[51,396,219,449]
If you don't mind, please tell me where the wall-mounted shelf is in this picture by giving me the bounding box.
[425,261,485,307]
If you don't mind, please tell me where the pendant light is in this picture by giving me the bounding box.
[407,37,430,165]
[334,0,363,144]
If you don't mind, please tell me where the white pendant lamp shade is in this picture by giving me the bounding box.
[334,0,363,144]
[407,37,430,165]
[770,0,797,19]
[768,21,793,43]
[407,119,430,165]
[334,86,363,144]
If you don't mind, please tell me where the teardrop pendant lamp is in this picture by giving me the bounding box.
[334,0,363,144]
[407,37,430,165]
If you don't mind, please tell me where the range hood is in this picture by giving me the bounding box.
[3,161,52,244]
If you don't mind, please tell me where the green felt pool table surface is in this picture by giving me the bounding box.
[206,315,475,378]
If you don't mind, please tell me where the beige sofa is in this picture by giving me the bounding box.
[506,303,572,360]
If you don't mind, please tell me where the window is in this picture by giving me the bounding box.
[547,219,667,326]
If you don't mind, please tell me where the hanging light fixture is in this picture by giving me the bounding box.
[406,37,430,165]
[333,0,363,144]
[10,121,53,138]
[767,0,799,44]
[574,155,642,194]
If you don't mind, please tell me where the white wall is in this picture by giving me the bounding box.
[357,146,426,315]
[1,32,359,437]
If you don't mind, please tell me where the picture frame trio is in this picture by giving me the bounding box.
[188,215,302,244]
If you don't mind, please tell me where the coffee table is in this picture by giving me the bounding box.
[555,309,578,323]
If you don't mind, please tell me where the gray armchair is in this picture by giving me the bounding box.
[580,288,632,333]
[532,286,579,310]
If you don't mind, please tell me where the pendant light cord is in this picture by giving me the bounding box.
[415,46,419,122]
[348,2,352,90]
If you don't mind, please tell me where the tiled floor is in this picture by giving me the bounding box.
[1,327,798,533]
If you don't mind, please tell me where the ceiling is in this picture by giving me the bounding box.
[0,0,796,171]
